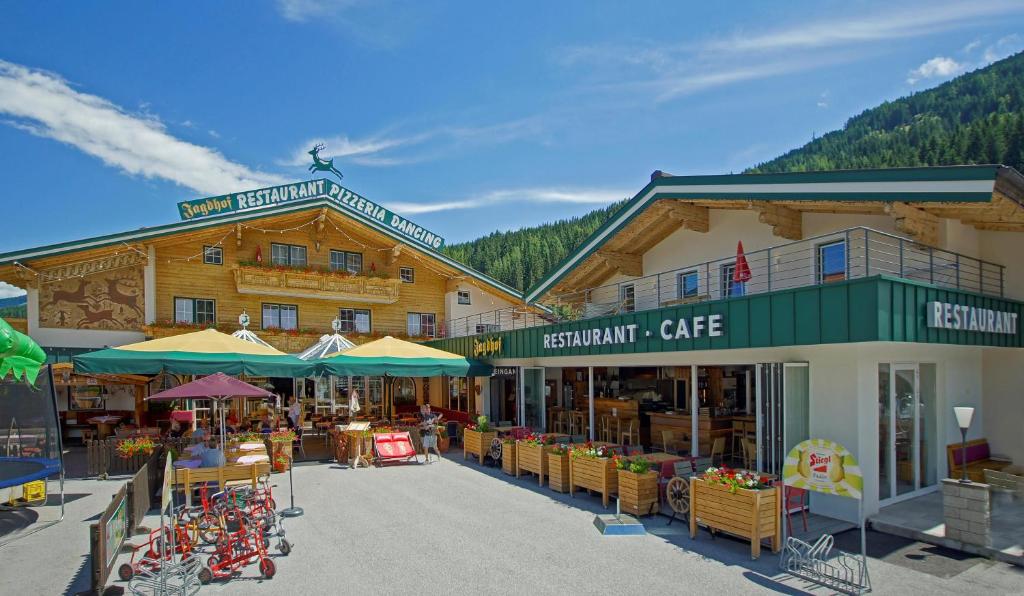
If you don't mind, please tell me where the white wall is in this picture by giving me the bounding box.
[445,282,515,336]
[981,347,1024,464]
[979,230,1024,300]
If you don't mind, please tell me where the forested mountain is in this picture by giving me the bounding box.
[0,295,27,319]
[444,51,1024,292]
[443,200,626,292]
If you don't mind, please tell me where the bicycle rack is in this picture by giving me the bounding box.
[780,534,871,595]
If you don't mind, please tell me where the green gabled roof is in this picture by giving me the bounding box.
[0,195,524,303]
[525,165,1008,303]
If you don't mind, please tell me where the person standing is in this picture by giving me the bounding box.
[287,396,300,429]
[419,404,443,463]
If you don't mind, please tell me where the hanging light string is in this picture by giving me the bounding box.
[13,241,152,285]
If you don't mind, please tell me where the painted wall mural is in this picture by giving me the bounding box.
[39,267,144,330]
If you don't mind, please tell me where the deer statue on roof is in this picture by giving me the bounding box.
[308,143,344,182]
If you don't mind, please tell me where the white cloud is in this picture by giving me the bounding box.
[283,117,546,168]
[907,56,965,84]
[275,0,360,23]
[385,187,629,215]
[0,60,287,196]
[0,282,25,299]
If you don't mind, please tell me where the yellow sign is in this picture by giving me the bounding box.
[782,438,863,500]
[472,336,502,358]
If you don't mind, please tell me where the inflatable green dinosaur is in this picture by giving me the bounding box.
[0,318,46,384]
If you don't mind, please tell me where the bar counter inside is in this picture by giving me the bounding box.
[648,411,755,456]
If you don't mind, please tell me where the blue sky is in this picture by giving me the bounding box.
[1,1,1023,297]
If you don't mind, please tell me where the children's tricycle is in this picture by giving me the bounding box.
[197,517,274,583]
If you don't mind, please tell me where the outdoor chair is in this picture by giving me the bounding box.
[784,486,809,535]
[446,421,461,446]
[709,437,725,466]
[292,426,305,460]
[373,432,419,466]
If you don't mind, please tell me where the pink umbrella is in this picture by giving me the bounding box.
[148,372,273,449]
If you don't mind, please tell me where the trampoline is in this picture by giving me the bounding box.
[0,457,61,489]
[0,317,63,548]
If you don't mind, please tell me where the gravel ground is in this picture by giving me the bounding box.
[2,452,1023,595]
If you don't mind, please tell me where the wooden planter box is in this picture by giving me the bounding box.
[463,429,497,465]
[516,442,548,486]
[618,469,659,516]
[570,455,618,508]
[501,442,517,475]
[548,450,570,492]
[689,478,780,559]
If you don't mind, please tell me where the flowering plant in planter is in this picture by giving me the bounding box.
[520,433,555,446]
[465,416,491,433]
[549,443,572,456]
[116,437,156,459]
[701,467,770,493]
[273,452,290,472]
[232,431,263,444]
[269,429,297,444]
[614,455,653,474]
[570,441,614,460]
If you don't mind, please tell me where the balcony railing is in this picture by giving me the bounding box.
[443,227,1005,339]
[233,265,402,304]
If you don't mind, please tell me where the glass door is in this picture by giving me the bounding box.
[879,363,936,504]
[756,362,809,476]
[520,367,545,431]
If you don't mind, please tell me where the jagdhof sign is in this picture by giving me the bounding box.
[473,336,503,357]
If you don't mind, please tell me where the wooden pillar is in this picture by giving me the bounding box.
[134,384,145,426]
[690,365,699,457]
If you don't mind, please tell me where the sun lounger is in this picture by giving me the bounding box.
[373,432,419,466]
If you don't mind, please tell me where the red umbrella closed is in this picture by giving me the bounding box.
[733,241,752,296]
[148,372,273,449]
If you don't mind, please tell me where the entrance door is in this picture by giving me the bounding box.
[520,367,545,431]
[756,362,809,476]
[879,363,936,504]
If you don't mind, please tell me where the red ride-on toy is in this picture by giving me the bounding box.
[117,522,196,582]
[198,516,275,583]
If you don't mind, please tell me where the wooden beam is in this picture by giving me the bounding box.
[885,202,939,246]
[749,202,802,240]
[235,223,243,247]
[659,201,709,232]
[595,249,643,277]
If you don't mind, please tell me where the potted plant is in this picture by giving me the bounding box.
[547,443,572,492]
[690,467,780,559]
[501,437,517,475]
[616,456,659,516]
[569,442,618,508]
[463,416,496,466]
[268,429,296,471]
[516,433,556,486]
[273,452,290,474]
[115,436,156,459]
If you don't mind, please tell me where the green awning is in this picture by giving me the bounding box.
[317,335,492,377]
[0,318,46,385]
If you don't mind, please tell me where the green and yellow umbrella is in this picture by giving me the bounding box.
[73,328,316,377]
[318,335,492,377]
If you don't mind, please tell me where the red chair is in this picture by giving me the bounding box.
[373,432,418,466]
[784,486,809,534]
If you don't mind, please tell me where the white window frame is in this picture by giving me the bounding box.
[338,308,371,334]
[262,303,298,331]
[475,323,500,334]
[399,267,414,283]
[174,297,216,325]
[457,290,471,305]
[202,245,223,265]
[677,270,699,298]
[619,284,635,313]
[271,243,307,267]
[816,240,847,284]
[407,312,436,338]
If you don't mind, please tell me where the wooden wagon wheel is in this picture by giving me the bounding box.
[665,476,690,525]
[488,438,503,462]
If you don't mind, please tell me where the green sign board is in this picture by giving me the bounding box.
[177,179,446,249]
[427,276,1024,360]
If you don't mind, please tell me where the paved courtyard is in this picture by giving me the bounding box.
[2,452,1023,595]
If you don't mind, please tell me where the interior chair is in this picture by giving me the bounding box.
[598,415,610,442]
[619,419,639,447]
[730,419,745,458]
[784,486,809,535]
[741,437,757,470]
[709,436,726,466]
[661,430,689,454]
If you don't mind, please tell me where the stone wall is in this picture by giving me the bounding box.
[942,478,991,547]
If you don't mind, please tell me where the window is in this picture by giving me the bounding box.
[721,262,743,297]
[338,308,371,334]
[407,313,436,338]
[457,290,471,305]
[475,324,500,334]
[395,377,417,406]
[202,245,223,265]
[677,270,699,298]
[271,243,307,267]
[330,250,362,274]
[817,240,847,284]
[399,267,414,283]
[262,303,298,330]
[619,284,635,313]
[174,297,215,325]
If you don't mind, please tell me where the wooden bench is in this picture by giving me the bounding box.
[174,463,270,506]
[947,439,1012,483]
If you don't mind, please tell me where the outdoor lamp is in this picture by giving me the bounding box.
[953,406,975,484]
